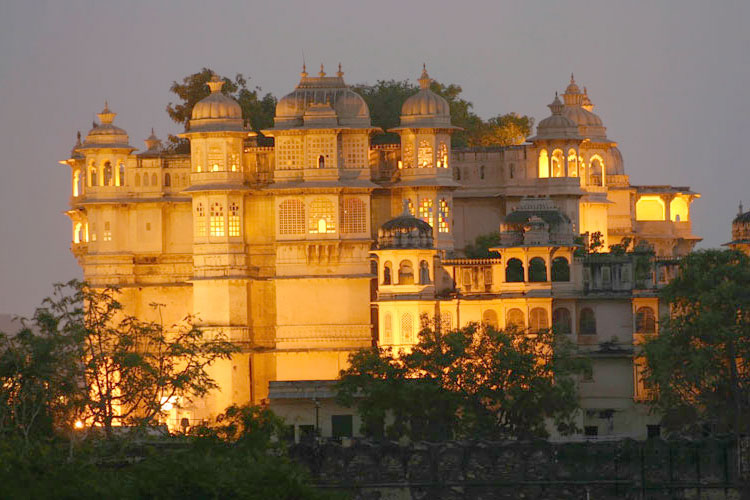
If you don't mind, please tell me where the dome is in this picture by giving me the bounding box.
[565,73,581,95]
[532,93,581,140]
[80,103,132,149]
[563,105,603,127]
[399,66,452,128]
[188,75,245,133]
[609,146,625,175]
[378,206,434,249]
[334,89,370,125]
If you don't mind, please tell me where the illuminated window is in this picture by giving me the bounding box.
[404,198,415,216]
[579,308,597,335]
[418,139,433,167]
[538,149,549,178]
[551,150,564,177]
[437,199,450,233]
[670,197,689,222]
[383,313,392,344]
[552,308,572,334]
[209,202,225,237]
[308,198,335,234]
[636,196,666,221]
[306,135,335,169]
[482,309,499,329]
[73,170,81,196]
[383,261,392,285]
[276,137,303,170]
[193,146,203,172]
[209,148,223,172]
[73,222,83,243]
[506,308,525,330]
[343,135,367,168]
[103,221,112,241]
[341,198,366,234]
[118,163,126,186]
[529,308,548,332]
[567,150,578,177]
[229,153,239,172]
[195,202,206,237]
[418,198,434,227]
[103,162,113,186]
[589,156,603,186]
[279,199,305,235]
[636,307,656,333]
[229,202,241,237]
[438,142,448,168]
[401,313,414,344]
[89,163,97,187]
[403,140,414,168]
[164,173,171,187]
[398,260,414,285]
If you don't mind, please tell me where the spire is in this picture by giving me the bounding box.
[336,62,343,78]
[740,202,744,216]
[319,63,326,77]
[582,86,594,111]
[206,74,224,94]
[144,128,162,151]
[548,92,564,115]
[418,63,431,90]
[97,101,116,124]
[301,62,308,78]
[402,199,412,216]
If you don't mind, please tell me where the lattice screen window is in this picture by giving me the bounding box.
[193,147,203,172]
[209,202,225,237]
[308,198,336,234]
[306,135,336,169]
[278,199,305,235]
[341,197,367,234]
[343,135,367,168]
[195,203,207,236]
[402,140,414,168]
[276,137,303,170]
[438,142,448,168]
[401,313,414,344]
[228,202,241,237]
[438,198,450,233]
[103,221,112,242]
[418,139,433,167]
[383,313,393,344]
[229,153,240,172]
[208,147,223,172]
[419,198,434,227]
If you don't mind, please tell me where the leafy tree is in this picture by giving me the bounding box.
[476,113,534,147]
[351,79,417,144]
[464,231,502,258]
[643,249,750,439]
[336,318,587,440]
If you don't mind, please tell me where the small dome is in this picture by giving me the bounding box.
[81,102,132,149]
[399,66,451,127]
[609,146,625,175]
[565,74,581,95]
[334,89,370,125]
[191,75,242,120]
[378,205,434,249]
[531,94,581,141]
[563,106,603,127]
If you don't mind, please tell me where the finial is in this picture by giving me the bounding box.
[418,64,431,90]
[402,199,411,215]
[570,73,575,83]
[76,130,81,142]
[740,201,744,216]
[104,100,109,112]
[337,62,343,78]
[97,102,116,124]
[151,127,155,136]
[301,61,308,78]
[206,73,224,93]
[319,63,326,77]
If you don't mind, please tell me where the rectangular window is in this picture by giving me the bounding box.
[103,221,112,241]
[331,415,353,439]
[210,216,225,237]
[647,425,661,439]
[584,426,598,437]
[229,216,240,237]
[196,218,207,237]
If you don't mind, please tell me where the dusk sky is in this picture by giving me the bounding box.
[1,0,748,316]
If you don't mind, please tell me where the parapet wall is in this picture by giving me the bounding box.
[291,438,748,499]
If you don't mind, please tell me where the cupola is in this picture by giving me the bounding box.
[80,102,132,150]
[188,75,245,132]
[378,205,435,249]
[399,65,452,128]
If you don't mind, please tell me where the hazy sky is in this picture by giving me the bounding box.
[1,0,748,316]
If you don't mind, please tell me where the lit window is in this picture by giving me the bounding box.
[418,198,434,227]
[402,140,414,168]
[103,221,112,241]
[636,196,666,221]
[438,142,448,168]
[229,202,241,237]
[229,153,239,172]
[195,203,206,237]
[383,313,392,344]
[341,198,366,234]
[404,198,415,216]
[103,162,113,186]
[209,202,225,237]
[438,198,450,233]
[89,163,97,187]
[418,139,433,167]
[308,198,335,234]
[118,163,126,186]
[209,148,223,172]
[529,308,548,332]
[567,150,578,177]
[401,313,413,344]
[73,222,83,243]
[73,170,81,196]
[551,150,564,177]
[538,150,549,178]
[279,199,305,235]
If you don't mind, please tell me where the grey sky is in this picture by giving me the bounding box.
[1,0,748,316]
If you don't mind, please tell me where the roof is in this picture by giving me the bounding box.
[503,209,570,226]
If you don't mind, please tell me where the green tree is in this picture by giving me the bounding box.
[351,79,417,144]
[464,231,502,258]
[643,249,750,439]
[476,113,534,147]
[336,318,587,440]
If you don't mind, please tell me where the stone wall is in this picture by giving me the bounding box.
[290,438,747,499]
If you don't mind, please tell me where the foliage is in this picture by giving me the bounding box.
[608,237,633,256]
[165,67,276,152]
[350,79,416,145]
[474,113,535,147]
[643,249,750,437]
[464,231,502,258]
[336,319,587,441]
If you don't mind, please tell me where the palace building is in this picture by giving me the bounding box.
[60,66,700,439]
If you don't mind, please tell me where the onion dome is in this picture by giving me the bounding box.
[559,75,607,139]
[188,75,245,133]
[565,73,581,96]
[144,128,162,152]
[80,102,132,150]
[608,146,625,175]
[730,203,750,244]
[399,65,452,128]
[531,93,581,140]
[273,63,371,129]
[582,86,594,111]
[378,204,434,249]
[70,131,84,159]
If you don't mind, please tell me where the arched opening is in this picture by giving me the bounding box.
[589,157,603,186]
[567,150,578,177]
[551,257,570,282]
[318,155,325,168]
[73,222,83,243]
[482,309,499,329]
[538,150,549,178]
[579,308,597,335]
[401,313,414,344]
[383,313,393,344]
[480,165,485,180]
[309,198,335,234]
[636,307,656,333]
[73,170,81,196]
[551,149,564,177]
[529,308,548,333]
[552,308,572,334]
[419,260,431,284]
[118,163,126,186]
[89,163,97,187]
[398,260,414,285]
[134,173,141,187]
[383,261,392,285]
[151,173,157,186]
[636,196,666,221]
[528,257,547,282]
[506,308,525,330]
[103,161,113,186]
[164,173,171,187]
[670,197,689,222]
[505,258,524,282]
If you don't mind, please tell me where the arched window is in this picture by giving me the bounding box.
[505,258,524,282]
[636,196,666,221]
[383,261,392,285]
[118,163,126,186]
[589,157,603,186]
[209,202,225,237]
[579,308,597,335]
[529,308,549,333]
[143,172,149,186]
[383,313,393,344]
[279,199,305,235]
[418,139,433,167]
[72,170,81,196]
[480,165,485,180]
[670,197,689,222]
[551,149,564,177]
[341,198,366,234]
[440,311,452,331]
[418,198,434,227]
[317,155,325,169]
[228,202,241,237]
[509,164,515,179]
[195,202,206,237]
[538,150,549,178]
[551,257,570,282]
[151,173,158,186]
[438,198,450,233]
[401,313,414,344]
[398,260,414,285]
[73,222,83,243]
[309,198,335,234]
[528,257,547,282]
[419,260,431,284]
[103,162,113,186]
[482,309,499,329]
[636,307,656,334]
[506,308,525,330]
[552,308,572,334]
[567,150,578,177]
[134,173,141,187]
[89,163,97,187]
[438,142,448,168]
[164,173,171,187]
[455,168,461,181]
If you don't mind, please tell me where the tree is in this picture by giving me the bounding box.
[165,68,276,152]
[464,231,502,258]
[643,249,750,439]
[351,79,417,145]
[336,318,587,440]
[476,113,534,147]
